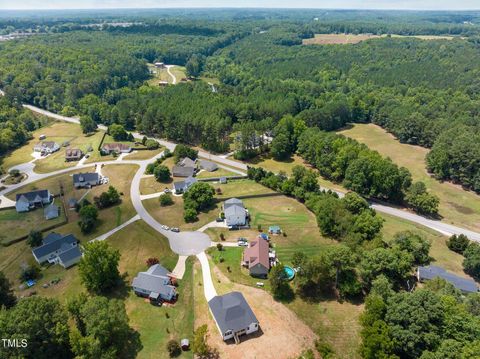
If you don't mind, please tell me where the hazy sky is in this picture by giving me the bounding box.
[1,0,480,10]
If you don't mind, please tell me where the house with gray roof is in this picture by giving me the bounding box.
[198,159,218,172]
[33,141,60,154]
[172,157,196,178]
[172,165,195,178]
[417,265,478,293]
[173,176,197,194]
[208,291,259,343]
[65,148,84,162]
[44,203,59,220]
[132,264,177,304]
[73,173,100,189]
[15,189,52,213]
[32,233,81,268]
[224,198,248,229]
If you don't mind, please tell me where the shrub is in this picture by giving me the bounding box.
[145,139,159,150]
[184,207,198,223]
[146,257,159,267]
[167,339,181,357]
[27,230,43,248]
[20,264,41,282]
[216,243,223,251]
[159,193,174,206]
[446,234,470,254]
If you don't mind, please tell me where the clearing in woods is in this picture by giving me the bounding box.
[303,33,457,45]
[338,123,480,232]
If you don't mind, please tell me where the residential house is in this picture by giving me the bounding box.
[224,198,248,228]
[101,143,132,155]
[242,238,270,277]
[208,291,259,343]
[417,265,478,293]
[198,159,218,172]
[173,176,197,194]
[15,190,52,213]
[33,141,60,154]
[179,157,196,168]
[73,173,100,189]
[172,157,197,178]
[32,233,82,268]
[44,203,59,220]
[65,148,83,162]
[132,264,177,304]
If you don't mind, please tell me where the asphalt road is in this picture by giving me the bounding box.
[14,102,480,242]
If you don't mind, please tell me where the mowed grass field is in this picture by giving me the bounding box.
[0,198,66,245]
[143,194,220,231]
[6,164,138,241]
[1,122,105,172]
[303,33,457,45]
[339,123,480,232]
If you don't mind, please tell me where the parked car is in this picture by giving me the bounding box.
[238,241,248,247]
[215,217,224,222]
[161,225,168,230]
[171,227,180,232]
[164,188,171,193]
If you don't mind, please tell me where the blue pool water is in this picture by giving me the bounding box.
[283,266,295,281]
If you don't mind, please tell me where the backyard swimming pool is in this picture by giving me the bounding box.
[283,266,295,281]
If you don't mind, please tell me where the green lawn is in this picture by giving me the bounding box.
[195,167,237,179]
[339,123,480,232]
[0,198,67,245]
[124,148,163,161]
[1,121,105,173]
[143,195,220,231]
[140,176,166,196]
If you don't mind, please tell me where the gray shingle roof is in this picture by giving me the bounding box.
[32,233,78,259]
[173,176,197,192]
[132,272,175,298]
[172,165,195,177]
[44,204,59,220]
[208,292,258,334]
[180,157,196,168]
[58,245,82,264]
[199,160,218,172]
[224,198,246,226]
[15,189,50,203]
[73,173,99,184]
[418,265,478,293]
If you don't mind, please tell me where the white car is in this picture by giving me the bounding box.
[162,225,170,230]
[237,241,248,247]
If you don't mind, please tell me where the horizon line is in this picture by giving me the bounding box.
[2,7,480,12]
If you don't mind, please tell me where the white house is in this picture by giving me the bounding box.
[33,141,60,154]
[15,189,52,213]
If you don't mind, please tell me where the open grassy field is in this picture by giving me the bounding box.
[6,164,138,241]
[7,166,94,201]
[339,123,480,232]
[124,148,163,161]
[303,33,457,45]
[195,167,237,179]
[1,122,105,173]
[0,198,66,245]
[147,64,187,86]
[143,194,220,231]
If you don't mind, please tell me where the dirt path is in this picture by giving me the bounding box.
[196,262,317,359]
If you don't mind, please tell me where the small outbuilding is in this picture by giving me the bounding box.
[268,225,281,235]
[44,203,59,220]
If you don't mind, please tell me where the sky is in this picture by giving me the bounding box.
[1,0,480,11]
